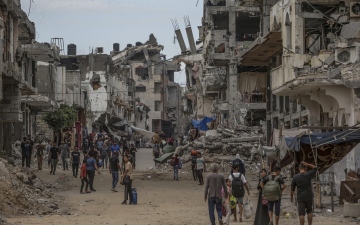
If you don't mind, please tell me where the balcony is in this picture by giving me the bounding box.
[270,53,340,95]
[22,43,60,62]
[2,62,37,95]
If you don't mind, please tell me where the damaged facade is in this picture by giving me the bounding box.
[112,35,184,138]
[175,0,360,194]
[0,0,69,155]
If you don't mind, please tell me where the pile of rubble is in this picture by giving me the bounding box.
[186,126,265,158]
[0,157,66,218]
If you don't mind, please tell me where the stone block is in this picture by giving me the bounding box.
[10,108,18,113]
[324,54,335,65]
[343,201,360,217]
[328,67,341,79]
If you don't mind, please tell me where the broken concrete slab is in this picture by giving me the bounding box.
[223,136,263,143]
[328,67,341,79]
[324,54,335,65]
[206,130,218,137]
[341,21,360,40]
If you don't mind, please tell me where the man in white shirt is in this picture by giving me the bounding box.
[229,166,250,222]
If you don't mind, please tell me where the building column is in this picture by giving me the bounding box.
[228,63,238,128]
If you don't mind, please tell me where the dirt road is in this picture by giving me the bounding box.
[6,148,360,225]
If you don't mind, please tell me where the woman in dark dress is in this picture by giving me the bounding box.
[254,168,270,225]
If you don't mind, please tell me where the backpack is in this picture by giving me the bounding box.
[191,156,197,164]
[263,175,281,201]
[231,173,245,198]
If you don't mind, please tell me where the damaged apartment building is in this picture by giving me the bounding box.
[112,34,184,138]
[0,0,63,155]
[175,0,267,130]
[59,44,131,135]
[176,0,360,192]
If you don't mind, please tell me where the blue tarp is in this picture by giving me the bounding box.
[285,129,360,151]
[191,116,216,131]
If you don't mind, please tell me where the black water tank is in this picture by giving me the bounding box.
[127,44,133,48]
[135,42,142,46]
[68,44,76,55]
[113,43,120,52]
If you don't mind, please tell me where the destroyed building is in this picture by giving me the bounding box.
[174,0,360,194]
[0,0,67,155]
[58,45,131,136]
[174,1,267,131]
[112,35,184,138]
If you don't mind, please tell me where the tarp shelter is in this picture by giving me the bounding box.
[131,126,154,140]
[191,116,216,131]
[281,129,360,174]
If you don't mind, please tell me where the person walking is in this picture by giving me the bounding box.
[204,163,227,225]
[23,140,32,168]
[171,154,179,181]
[229,165,251,222]
[153,141,160,164]
[190,150,198,181]
[36,141,44,170]
[129,144,137,169]
[121,155,134,205]
[86,152,100,192]
[291,162,317,225]
[71,147,81,178]
[80,159,90,194]
[49,142,59,175]
[46,142,52,168]
[109,151,121,192]
[59,142,70,171]
[111,141,120,157]
[196,152,205,185]
[222,178,232,225]
[254,168,270,225]
[261,166,287,225]
[96,138,104,151]
[100,143,108,169]
[21,137,27,167]
[27,135,34,166]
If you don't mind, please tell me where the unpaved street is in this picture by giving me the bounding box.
[6,149,360,225]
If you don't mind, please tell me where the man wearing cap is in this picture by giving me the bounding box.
[205,163,228,225]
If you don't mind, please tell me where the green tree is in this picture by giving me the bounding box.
[43,104,78,132]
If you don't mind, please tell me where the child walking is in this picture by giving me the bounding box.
[80,159,90,194]
[222,178,232,225]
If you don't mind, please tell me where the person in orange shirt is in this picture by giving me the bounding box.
[80,159,90,194]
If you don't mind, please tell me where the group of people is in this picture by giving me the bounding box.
[205,155,318,225]
[21,129,139,205]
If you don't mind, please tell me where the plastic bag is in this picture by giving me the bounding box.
[243,198,253,219]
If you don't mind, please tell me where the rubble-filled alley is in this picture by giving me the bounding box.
[1,0,360,225]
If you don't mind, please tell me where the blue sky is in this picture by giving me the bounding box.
[21,0,203,84]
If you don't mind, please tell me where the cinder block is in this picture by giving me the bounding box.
[343,201,360,217]
[10,108,18,113]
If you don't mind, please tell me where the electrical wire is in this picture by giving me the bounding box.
[28,0,34,17]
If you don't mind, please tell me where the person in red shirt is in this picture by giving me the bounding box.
[80,159,90,194]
